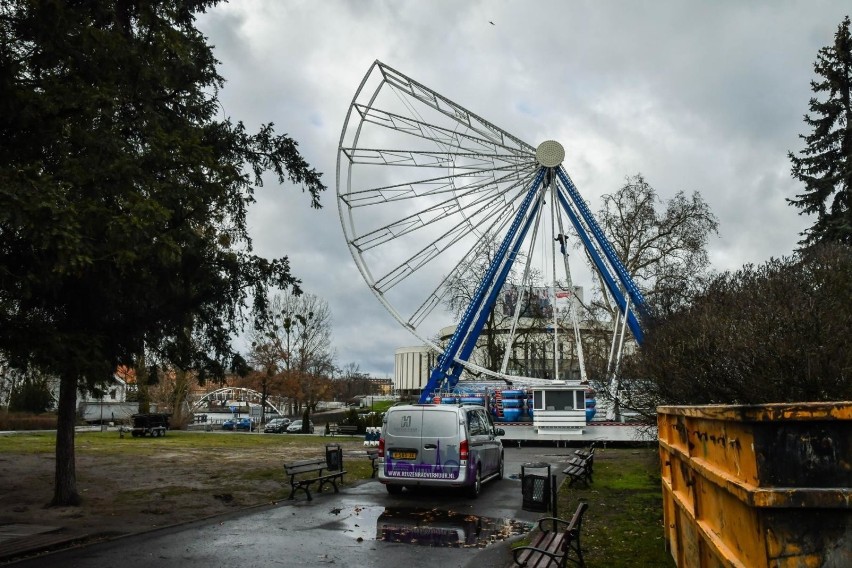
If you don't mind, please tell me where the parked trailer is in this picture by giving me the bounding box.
[130,413,170,437]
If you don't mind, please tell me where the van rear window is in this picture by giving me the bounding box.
[386,409,459,438]
[421,411,459,437]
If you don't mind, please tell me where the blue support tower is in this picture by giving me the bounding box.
[418,168,546,403]
[554,166,646,344]
[418,160,648,404]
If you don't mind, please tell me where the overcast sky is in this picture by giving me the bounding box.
[196,1,849,377]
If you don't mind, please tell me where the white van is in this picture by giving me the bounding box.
[378,404,505,498]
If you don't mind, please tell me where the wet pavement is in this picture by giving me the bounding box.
[4,446,588,567]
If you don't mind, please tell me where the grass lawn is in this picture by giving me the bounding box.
[552,446,675,568]
[0,429,377,482]
[1,431,674,566]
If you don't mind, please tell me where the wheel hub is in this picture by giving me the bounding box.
[535,140,565,167]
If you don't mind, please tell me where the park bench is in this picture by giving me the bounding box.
[562,454,593,487]
[366,449,379,478]
[574,441,596,460]
[513,502,589,568]
[283,457,346,501]
[327,423,359,436]
[568,444,595,474]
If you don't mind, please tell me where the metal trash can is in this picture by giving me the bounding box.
[521,462,552,513]
[325,443,343,471]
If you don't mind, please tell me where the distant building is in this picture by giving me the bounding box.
[394,345,437,397]
[368,377,394,395]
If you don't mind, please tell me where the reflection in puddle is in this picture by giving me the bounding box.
[334,505,386,541]
[376,507,533,548]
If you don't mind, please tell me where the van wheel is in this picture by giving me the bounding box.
[386,484,403,495]
[466,467,482,499]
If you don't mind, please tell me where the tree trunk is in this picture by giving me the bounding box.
[51,371,80,506]
[170,369,189,428]
[260,372,270,423]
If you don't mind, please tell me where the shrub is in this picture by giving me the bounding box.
[0,412,58,431]
[619,243,852,417]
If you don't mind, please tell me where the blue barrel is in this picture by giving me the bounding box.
[501,390,524,398]
[586,408,596,421]
[460,396,484,405]
[503,408,521,422]
[501,398,521,408]
[441,397,457,404]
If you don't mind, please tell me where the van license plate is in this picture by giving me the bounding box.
[391,450,417,460]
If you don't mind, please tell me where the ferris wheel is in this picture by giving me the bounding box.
[336,61,646,401]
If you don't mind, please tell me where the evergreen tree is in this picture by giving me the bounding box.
[0,1,325,506]
[789,16,852,245]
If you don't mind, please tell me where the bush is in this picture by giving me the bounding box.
[0,412,58,431]
[341,407,360,427]
[620,243,852,415]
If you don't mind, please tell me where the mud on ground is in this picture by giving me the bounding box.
[0,441,364,539]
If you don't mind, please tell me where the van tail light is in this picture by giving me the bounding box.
[459,439,469,461]
[378,437,385,458]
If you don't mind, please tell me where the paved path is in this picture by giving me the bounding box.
[4,446,588,567]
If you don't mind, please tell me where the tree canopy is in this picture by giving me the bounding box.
[0,1,325,505]
[618,243,852,421]
[789,15,852,246]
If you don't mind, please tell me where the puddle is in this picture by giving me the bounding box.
[376,507,533,548]
[328,505,533,548]
[329,505,386,541]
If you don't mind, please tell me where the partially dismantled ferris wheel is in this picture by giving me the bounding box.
[336,61,646,402]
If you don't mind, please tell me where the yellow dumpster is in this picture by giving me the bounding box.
[658,402,851,568]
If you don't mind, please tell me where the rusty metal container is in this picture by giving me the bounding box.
[657,402,851,568]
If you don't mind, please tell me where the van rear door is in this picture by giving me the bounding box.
[384,406,463,482]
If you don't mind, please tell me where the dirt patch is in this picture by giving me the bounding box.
[0,441,363,539]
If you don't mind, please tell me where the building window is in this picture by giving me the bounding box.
[533,389,581,411]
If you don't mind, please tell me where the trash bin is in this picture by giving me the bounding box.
[521,462,551,513]
[325,443,343,471]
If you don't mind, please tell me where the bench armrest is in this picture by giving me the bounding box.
[535,516,573,531]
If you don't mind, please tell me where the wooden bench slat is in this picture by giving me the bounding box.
[285,458,326,469]
[286,464,326,475]
[562,451,593,488]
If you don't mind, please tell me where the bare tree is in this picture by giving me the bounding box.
[443,236,554,379]
[591,174,719,320]
[578,175,718,416]
[249,291,335,427]
[330,363,374,401]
